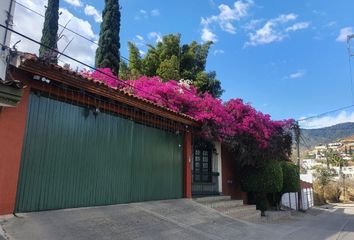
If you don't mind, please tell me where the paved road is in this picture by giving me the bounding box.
[0,200,353,240]
[262,203,354,240]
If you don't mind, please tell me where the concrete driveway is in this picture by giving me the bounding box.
[0,199,277,240]
[0,200,353,240]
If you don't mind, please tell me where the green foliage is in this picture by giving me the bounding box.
[157,55,180,81]
[281,162,299,193]
[313,166,336,190]
[126,33,223,97]
[39,0,59,63]
[241,161,283,193]
[95,0,121,75]
[127,42,143,79]
[256,194,268,216]
[194,71,223,98]
[118,60,130,80]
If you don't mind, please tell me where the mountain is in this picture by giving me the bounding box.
[300,122,354,148]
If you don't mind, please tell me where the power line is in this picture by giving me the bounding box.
[14,0,134,65]
[0,23,176,108]
[13,1,204,97]
[297,104,354,122]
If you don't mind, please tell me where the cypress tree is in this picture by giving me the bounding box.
[95,0,121,75]
[39,0,59,63]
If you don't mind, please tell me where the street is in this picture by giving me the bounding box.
[0,200,353,240]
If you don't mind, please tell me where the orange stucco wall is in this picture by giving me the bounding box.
[183,132,192,198]
[0,87,29,215]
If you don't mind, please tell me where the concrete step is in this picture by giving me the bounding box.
[237,211,262,221]
[205,200,244,209]
[193,195,231,203]
[214,205,257,215]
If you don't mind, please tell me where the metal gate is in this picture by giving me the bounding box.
[15,93,183,212]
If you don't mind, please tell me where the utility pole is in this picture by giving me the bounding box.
[294,121,302,211]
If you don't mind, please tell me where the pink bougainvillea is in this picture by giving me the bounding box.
[82,68,294,148]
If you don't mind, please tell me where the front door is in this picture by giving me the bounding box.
[192,140,219,196]
[193,147,212,183]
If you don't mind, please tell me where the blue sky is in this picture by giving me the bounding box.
[12,0,354,128]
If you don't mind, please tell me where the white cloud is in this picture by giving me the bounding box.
[336,27,354,42]
[245,13,309,47]
[243,19,263,30]
[135,9,148,20]
[148,32,162,43]
[11,0,98,69]
[287,70,306,79]
[201,27,218,42]
[200,0,253,41]
[84,5,102,23]
[325,21,337,28]
[300,111,354,129]
[139,50,146,56]
[213,49,225,55]
[64,0,82,7]
[286,22,310,32]
[136,35,144,42]
[150,9,160,17]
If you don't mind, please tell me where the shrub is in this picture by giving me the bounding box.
[240,161,283,214]
[281,162,300,193]
[324,182,342,203]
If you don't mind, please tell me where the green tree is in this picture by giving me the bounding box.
[330,153,347,175]
[95,0,121,75]
[127,42,143,79]
[143,45,160,77]
[157,55,180,81]
[194,71,223,98]
[313,166,336,200]
[39,0,59,63]
[241,161,283,215]
[118,59,130,80]
[126,33,223,97]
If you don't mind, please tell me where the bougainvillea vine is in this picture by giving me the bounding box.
[81,68,294,149]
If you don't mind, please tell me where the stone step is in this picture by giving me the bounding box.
[193,195,231,203]
[228,208,261,219]
[214,205,257,215]
[205,200,244,209]
[237,211,262,221]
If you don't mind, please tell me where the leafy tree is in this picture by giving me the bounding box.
[143,45,160,77]
[240,161,283,215]
[95,0,121,75]
[330,153,347,175]
[194,71,224,98]
[281,162,300,193]
[313,166,336,200]
[127,42,143,79]
[157,55,180,81]
[39,0,59,63]
[126,33,223,97]
[118,59,130,80]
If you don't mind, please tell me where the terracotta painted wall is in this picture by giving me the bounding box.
[183,132,192,198]
[221,144,248,203]
[0,87,29,215]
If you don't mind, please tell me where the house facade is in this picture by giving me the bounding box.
[0,53,248,215]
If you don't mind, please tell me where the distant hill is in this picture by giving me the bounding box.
[301,122,354,148]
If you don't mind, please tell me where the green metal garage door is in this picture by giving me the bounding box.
[15,93,183,212]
